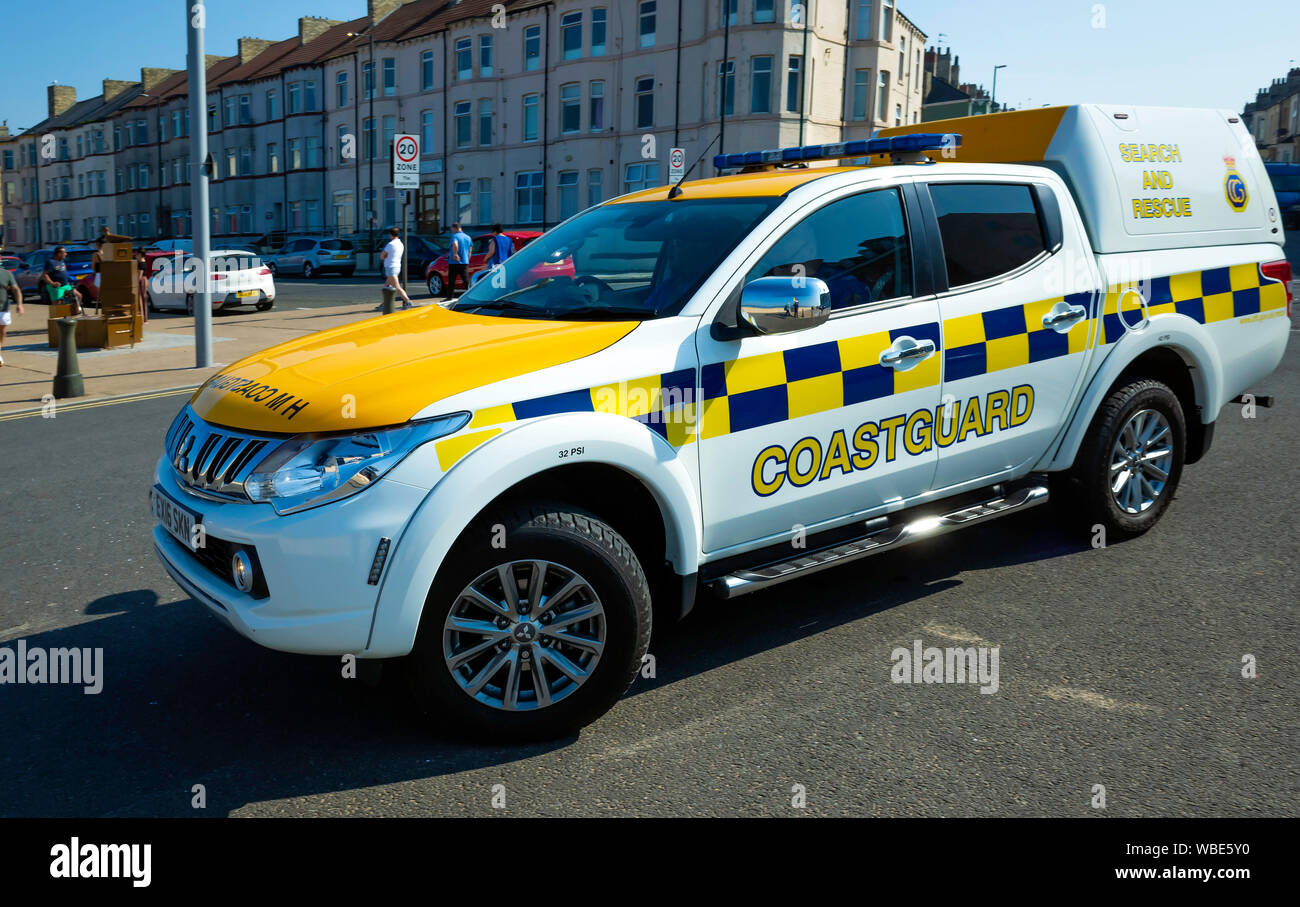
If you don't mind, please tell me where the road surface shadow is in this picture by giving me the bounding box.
[0,504,1094,817]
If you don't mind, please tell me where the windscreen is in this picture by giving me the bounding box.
[450,197,780,320]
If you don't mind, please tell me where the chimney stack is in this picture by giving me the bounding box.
[47,84,77,118]
[237,37,275,64]
[299,17,341,44]
[141,67,181,92]
[102,79,136,102]
[367,0,416,25]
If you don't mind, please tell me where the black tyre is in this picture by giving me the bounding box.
[426,272,443,297]
[301,261,314,279]
[146,292,159,314]
[184,294,194,316]
[256,300,273,311]
[341,268,355,278]
[406,505,652,741]
[1070,378,1186,539]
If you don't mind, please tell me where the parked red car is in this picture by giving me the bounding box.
[424,230,572,297]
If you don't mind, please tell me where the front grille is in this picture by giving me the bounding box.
[166,406,283,500]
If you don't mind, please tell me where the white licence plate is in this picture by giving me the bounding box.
[152,485,202,551]
[236,290,258,299]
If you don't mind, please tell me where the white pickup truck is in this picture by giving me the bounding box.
[152,105,1291,739]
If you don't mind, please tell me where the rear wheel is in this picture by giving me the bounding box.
[405,506,652,741]
[302,261,314,279]
[427,272,443,297]
[184,294,194,316]
[146,293,159,313]
[255,300,273,311]
[1069,378,1186,539]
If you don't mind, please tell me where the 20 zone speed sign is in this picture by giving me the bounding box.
[393,134,420,189]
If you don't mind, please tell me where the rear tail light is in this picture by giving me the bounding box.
[1260,260,1293,317]
[211,273,225,281]
[257,268,271,275]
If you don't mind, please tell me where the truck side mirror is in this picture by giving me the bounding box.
[739,276,832,335]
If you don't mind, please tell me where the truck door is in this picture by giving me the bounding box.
[918,179,1098,491]
[696,185,943,554]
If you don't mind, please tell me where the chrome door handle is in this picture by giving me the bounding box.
[1042,302,1087,332]
[879,338,936,368]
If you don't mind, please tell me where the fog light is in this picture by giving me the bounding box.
[231,549,255,593]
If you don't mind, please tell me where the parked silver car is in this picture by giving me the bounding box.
[266,238,356,278]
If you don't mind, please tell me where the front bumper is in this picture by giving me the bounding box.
[151,457,428,655]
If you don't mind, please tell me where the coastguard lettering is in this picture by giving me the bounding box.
[204,375,312,421]
[751,385,1034,496]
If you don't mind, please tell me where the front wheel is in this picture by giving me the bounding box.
[405,506,652,741]
[1070,378,1186,539]
[184,294,194,316]
[426,272,443,297]
[301,261,314,279]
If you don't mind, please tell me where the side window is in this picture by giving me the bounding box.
[472,237,493,255]
[928,183,1047,287]
[745,188,912,310]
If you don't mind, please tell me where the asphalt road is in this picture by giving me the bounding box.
[0,337,1296,818]
[270,273,448,310]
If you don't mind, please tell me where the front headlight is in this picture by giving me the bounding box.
[245,412,470,514]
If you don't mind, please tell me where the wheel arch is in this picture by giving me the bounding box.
[1042,321,1223,472]
[367,413,702,657]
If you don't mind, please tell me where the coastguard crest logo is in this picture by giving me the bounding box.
[1223,155,1249,212]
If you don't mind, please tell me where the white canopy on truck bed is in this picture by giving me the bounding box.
[880,104,1283,255]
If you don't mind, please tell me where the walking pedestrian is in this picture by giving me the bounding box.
[487,224,513,269]
[0,263,23,367]
[444,222,472,301]
[381,227,413,309]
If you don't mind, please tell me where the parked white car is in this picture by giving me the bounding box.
[147,250,276,314]
[266,237,357,278]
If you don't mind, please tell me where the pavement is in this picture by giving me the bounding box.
[0,314,1295,817]
[0,276,444,416]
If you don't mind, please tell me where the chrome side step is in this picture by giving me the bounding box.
[709,485,1050,599]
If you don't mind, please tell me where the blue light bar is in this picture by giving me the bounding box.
[713,133,962,170]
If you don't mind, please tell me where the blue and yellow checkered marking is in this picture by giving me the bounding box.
[454,266,1285,460]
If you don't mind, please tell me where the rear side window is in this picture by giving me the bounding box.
[929,183,1047,287]
[747,188,913,310]
[320,239,353,251]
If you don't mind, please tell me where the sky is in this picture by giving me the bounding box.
[1,0,1296,133]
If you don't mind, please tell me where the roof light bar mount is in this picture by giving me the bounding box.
[713,133,962,173]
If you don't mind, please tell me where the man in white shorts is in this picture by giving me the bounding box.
[380,227,413,310]
[0,264,24,367]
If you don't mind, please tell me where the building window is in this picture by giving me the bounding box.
[877,70,889,121]
[523,94,539,142]
[718,61,735,116]
[639,1,656,48]
[562,11,582,60]
[786,56,802,113]
[267,89,280,120]
[589,81,605,131]
[855,0,872,39]
[852,69,870,120]
[239,146,252,174]
[881,0,893,41]
[479,34,493,77]
[524,25,541,71]
[226,147,238,177]
[225,96,236,127]
[288,82,301,114]
[751,56,772,113]
[790,0,806,25]
[561,83,581,134]
[306,136,320,168]
[895,103,902,126]
[267,142,279,173]
[635,77,655,129]
[587,168,603,206]
[558,170,579,221]
[478,99,493,146]
[454,179,472,225]
[456,38,472,79]
[288,139,302,170]
[755,0,775,23]
[382,58,396,96]
[337,71,349,107]
[726,0,738,26]
[515,171,544,224]
[239,95,251,124]
[591,8,607,55]
[363,118,376,159]
[422,110,436,151]
[624,161,659,194]
[362,61,374,100]
[455,101,472,148]
[478,178,492,224]
[383,116,396,158]
[421,50,435,90]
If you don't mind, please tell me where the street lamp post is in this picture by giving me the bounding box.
[186,0,213,368]
[347,30,376,271]
[991,64,1007,114]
